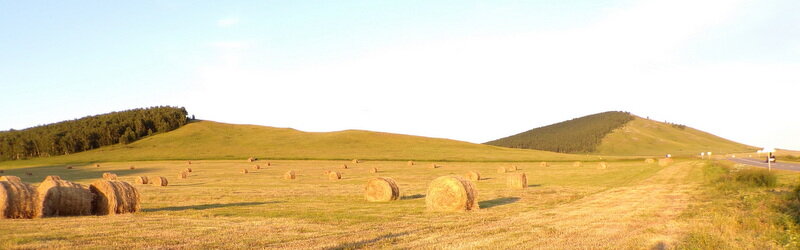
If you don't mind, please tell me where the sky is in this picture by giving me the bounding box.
[1,0,799,150]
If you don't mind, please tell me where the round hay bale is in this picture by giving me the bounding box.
[341,164,348,169]
[407,161,415,166]
[658,158,674,167]
[241,169,249,174]
[253,165,261,170]
[283,170,296,180]
[328,171,342,180]
[187,160,192,165]
[364,177,400,202]
[540,162,549,167]
[597,162,608,169]
[0,179,37,219]
[507,173,527,189]
[247,157,256,162]
[185,168,192,173]
[43,176,62,182]
[352,159,360,164]
[0,176,22,183]
[573,162,583,167]
[645,158,655,164]
[266,162,271,166]
[102,172,117,180]
[25,173,33,176]
[36,179,93,217]
[179,171,188,179]
[129,166,135,170]
[430,164,438,169]
[497,167,507,174]
[66,166,73,169]
[150,176,168,186]
[425,176,479,212]
[95,164,100,168]
[509,166,518,171]
[324,170,331,175]
[135,176,149,185]
[464,171,481,181]
[370,167,378,173]
[89,180,141,215]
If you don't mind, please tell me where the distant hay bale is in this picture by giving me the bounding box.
[352,159,360,164]
[179,171,188,179]
[187,160,192,165]
[430,164,439,169]
[464,171,481,181]
[150,176,168,186]
[95,164,100,168]
[497,167,507,174]
[241,169,249,174]
[597,162,608,169]
[25,173,33,176]
[370,167,378,173]
[266,162,271,166]
[425,176,479,212]
[253,165,261,170]
[89,180,140,215]
[0,177,37,219]
[573,162,583,167]
[324,170,331,175]
[364,177,400,202]
[185,168,192,173]
[102,172,117,180]
[43,176,62,182]
[66,166,73,169]
[341,164,348,169]
[247,157,256,162]
[36,178,93,217]
[658,158,674,167]
[645,158,655,164]
[407,161,415,166]
[509,166,518,171]
[328,171,342,180]
[283,170,296,180]
[0,176,22,183]
[507,173,528,189]
[540,162,549,167]
[129,166,135,170]
[135,176,149,185]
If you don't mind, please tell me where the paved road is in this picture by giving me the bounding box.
[727,157,800,172]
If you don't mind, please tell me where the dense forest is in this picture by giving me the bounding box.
[0,106,189,161]
[485,111,635,153]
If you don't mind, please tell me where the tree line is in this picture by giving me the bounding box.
[485,111,635,153]
[0,106,189,161]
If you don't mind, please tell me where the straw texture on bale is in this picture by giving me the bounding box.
[507,173,528,189]
[328,171,342,180]
[36,179,93,217]
[241,169,249,174]
[0,176,22,183]
[645,158,655,164]
[426,176,479,212]
[135,176,149,185]
[253,165,261,170]
[90,180,141,215]
[573,162,583,167]
[658,158,674,167]
[364,177,400,202]
[185,168,192,173]
[179,171,188,179]
[43,176,62,182]
[540,162,549,167]
[370,167,378,173]
[0,179,37,219]
[102,172,117,180]
[497,167,507,173]
[465,171,481,181]
[283,170,296,180]
[598,162,608,169]
[407,161,415,166]
[151,176,168,186]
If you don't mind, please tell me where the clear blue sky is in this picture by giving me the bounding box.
[1,0,799,150]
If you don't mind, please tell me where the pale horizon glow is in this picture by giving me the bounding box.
[1,0,798,150]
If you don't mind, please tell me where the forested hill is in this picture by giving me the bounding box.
[485,111,635,153]
[0,106,188,161]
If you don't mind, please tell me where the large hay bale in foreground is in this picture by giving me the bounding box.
[573,162,583,167]
[497,167,507,174]
[364,177,400,202]
[151,176,168,186]
[90,180,141,215]
[658,158,674,167]
[426,176,479,212]
[464,171,481,181]
[540,162,549,167]
[102,173,117,180]
[507,173,527,189]
[179,171,188,179]
[135,176,149,185]
[597,162,608,169]
[36,179,93,217]
[328,171,342,180]
[0,176,21,183]
[0,178,37,219]
[284,170,296,180]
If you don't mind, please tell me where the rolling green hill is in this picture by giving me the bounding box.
[487,111,756,156]
[0,121,597,168]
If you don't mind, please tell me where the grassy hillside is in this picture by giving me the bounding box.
[485,111,635,153]
[0,121,597,168]
[594,117,757,156]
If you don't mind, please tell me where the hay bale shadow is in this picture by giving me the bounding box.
[479,197,520,209]
[326,231,411,250]
[528,184,542,187]
[400,194,425,200]
[142,201,281,212]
